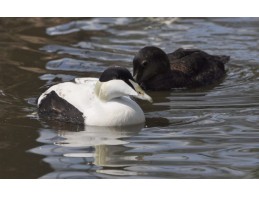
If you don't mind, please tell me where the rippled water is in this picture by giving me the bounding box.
[0,17,259,178]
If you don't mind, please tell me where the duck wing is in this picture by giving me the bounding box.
[38,79,98,124]
[167,48,229,74]
[74,77,98,84]
[167,48,207,60]
[38,90,84,124]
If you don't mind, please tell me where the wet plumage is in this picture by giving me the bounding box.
[133,46,230,90]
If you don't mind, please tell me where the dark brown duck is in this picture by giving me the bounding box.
[133,46,230,90]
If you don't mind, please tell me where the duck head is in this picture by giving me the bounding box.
[133,46,170,86]
[95,66,153,102]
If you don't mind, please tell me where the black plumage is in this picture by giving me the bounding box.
[38,91,85,124]
[133,46,230,90]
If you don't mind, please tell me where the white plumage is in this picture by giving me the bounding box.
[38,67,152,126]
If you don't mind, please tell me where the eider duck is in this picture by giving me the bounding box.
[37,66,152,126]
[133,46,230,90]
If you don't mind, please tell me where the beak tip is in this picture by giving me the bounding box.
[129,79,152,103]
[144,94,153,103]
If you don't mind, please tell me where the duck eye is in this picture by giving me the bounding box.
[141,60,148,67]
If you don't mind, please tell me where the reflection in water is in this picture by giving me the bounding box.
[1,18,259,178]
[30,123,144,178]
[57,124,143,147]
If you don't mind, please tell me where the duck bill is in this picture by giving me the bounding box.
[129,79,153,103]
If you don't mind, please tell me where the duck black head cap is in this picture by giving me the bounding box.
[99,66,135,90]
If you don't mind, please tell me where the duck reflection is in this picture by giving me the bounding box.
[33,123,144,174]
[62,124,143,168]
[57,124,143,147]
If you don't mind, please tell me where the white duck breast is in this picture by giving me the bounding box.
[38,68,152,126]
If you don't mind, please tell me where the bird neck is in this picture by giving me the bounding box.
[95,80,137,102]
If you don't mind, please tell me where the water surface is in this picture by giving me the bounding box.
[0,18,259,178]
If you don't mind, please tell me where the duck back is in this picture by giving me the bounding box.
[167,48,229,87]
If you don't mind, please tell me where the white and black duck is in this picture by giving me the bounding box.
[37,66,152,126]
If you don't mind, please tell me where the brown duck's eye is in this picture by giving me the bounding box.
[141,60,148,67]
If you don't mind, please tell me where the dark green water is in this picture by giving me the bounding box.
[0,18,259,178]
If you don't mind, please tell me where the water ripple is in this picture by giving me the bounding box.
[23,18,259,178]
